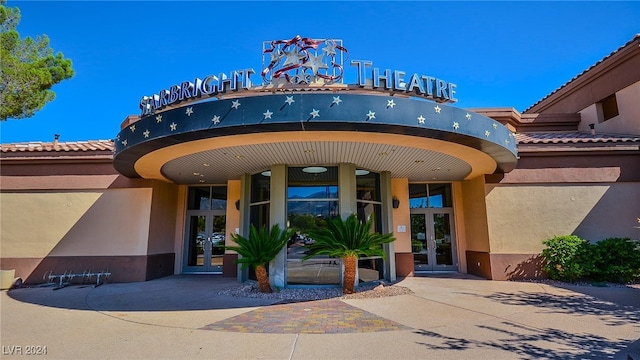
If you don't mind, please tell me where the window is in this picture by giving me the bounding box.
[187,186,227,210]
[286,166,339,285]
[356,171,382,232]
[409,183,452,209]
[356,170,384,282]
[597,94,619,122]
[249,172,270,229]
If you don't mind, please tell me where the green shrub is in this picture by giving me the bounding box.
[541,235,594,282]
[591,237,640,283]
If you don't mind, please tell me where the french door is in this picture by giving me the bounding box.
[183,210,226,273]
[411,209,457,271]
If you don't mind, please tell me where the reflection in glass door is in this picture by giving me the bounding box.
[183,211,226,273]
[411,210,457,271]
[286,166,340,285]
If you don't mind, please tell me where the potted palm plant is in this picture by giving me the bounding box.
[303,214,395,294]
[227,224,291,293]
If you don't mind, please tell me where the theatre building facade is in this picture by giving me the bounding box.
[2,36,639,286]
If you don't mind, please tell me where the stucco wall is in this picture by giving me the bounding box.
[391,178,411,253]
[460,176,490,252]
[225,180,241,247]
[452,182,467,273]
[147,181,179,255]
[1,189,152,258]
[485,183,640,254]
[579,82,640,135]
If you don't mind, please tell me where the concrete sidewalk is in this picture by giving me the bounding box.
[1,274,638,359]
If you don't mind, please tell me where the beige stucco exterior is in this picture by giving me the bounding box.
[390,178,411,254]
[147,181,179,255]
[452,181,467,273]
[459,176,490,252]
[0,189,152,258]
[485,184,619,254]
[578,82,640,135]
[225,179,241,248]
[172,185,187,275]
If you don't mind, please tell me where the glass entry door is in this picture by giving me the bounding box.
[411,210,457,271]
[183,210,226,273]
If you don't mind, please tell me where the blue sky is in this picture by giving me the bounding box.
[1,1,639,144]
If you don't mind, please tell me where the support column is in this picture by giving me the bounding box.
[237,173,251,283]
[380,171,396,282]
[338,163,357,217]
[223,180,241,278]
[269,164,287,288]
[337,163,357,289]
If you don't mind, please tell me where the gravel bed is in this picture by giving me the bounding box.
[218,281,414,302]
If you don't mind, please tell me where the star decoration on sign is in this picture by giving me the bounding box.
[156,114,163,123]
[122,139,128,146]
[417,115,426,124]
[366,111,376,120]
[285,96,295,105]
[505,139,510,145]
[295,71,309,84]
[323,42,337,56]
[261,37,347,85]
[129,124,136,132]
[143,130,150,138]
[263,110,273,119]
[453,122,459,130]
[493,123,498,129]
[186,107,194,116]
[270,49,283,63]
[212,115,221,124]
[332,96,342,105]
[434,105,442,114]
[170,122,177,131]
[465,113,472,120]
[310,109,320,118]
[283,47,303,66]
[231,100,241,109]
[485,130,491,137]
[303,52,329,75]
[116,135,120,141]
[387,99,396,108]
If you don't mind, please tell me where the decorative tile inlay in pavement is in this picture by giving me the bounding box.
[201,299,412,334]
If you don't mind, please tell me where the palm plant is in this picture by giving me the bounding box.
[304,213,395,294]
[227,224,291,293]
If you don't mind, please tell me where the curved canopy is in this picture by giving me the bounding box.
[114,93,517,183]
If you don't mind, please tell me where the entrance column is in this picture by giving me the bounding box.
[338,163,356,216]
[269,164,287,288]
[380,171,396,282]
[237,173,251,283]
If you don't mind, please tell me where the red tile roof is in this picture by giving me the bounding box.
[516,131,640,144]
[1,133,638,155]
[0,140,114,153]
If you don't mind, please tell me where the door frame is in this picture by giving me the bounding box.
[182,209,226,274]
[411,208,458,272]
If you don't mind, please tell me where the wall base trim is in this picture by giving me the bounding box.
[465,251,492,279]
[1,254,176,283]
[465,251,546,280]
[395,253,415,277]
[489,253,546,281]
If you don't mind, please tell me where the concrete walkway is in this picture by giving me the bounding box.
[1,274,638,359]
